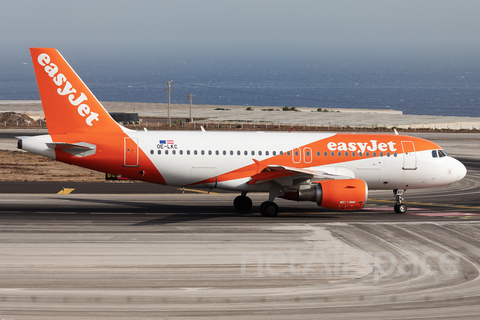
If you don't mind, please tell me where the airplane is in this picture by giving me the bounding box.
[17,48,467,216]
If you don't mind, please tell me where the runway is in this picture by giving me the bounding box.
[1,131,480,318]
[0,159,479,319]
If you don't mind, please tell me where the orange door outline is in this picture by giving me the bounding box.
[124,137,139,167]
[293,148,301,163]
[304,147,312,164]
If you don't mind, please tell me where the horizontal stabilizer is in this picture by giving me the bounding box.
[46,142,96,157]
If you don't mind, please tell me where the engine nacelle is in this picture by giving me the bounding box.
[282,179,368,211]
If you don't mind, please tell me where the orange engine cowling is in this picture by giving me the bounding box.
[281,179,368,211]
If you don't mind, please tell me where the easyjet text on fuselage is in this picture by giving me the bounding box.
[327,140,397,153]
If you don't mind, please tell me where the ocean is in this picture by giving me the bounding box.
[1,49,479,117]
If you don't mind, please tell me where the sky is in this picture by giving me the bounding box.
[2,0,480,60]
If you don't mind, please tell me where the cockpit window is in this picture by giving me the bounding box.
[432,150,438,158]
[438,150,447,158]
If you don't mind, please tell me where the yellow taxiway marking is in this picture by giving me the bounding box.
[57,188,75,194]
[369,198,480,210]
[459,215,480,220]
[180,188,220,195]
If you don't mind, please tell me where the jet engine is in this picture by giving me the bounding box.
[281,179,368,210]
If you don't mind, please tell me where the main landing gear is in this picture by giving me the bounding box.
[259,201,279,217]
[233,193,252,211]
[233,194,280,217]
[234,183,283,217]
[393,189,407,214]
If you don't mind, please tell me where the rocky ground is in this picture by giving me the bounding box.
[0,150,103,182]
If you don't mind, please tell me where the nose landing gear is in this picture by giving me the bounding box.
[393,189,407,213]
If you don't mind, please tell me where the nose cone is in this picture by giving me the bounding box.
[452,158,467,182]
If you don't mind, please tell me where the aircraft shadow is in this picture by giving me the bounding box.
[0,196,343,224]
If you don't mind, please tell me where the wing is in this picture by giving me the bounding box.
[248,165,355,185]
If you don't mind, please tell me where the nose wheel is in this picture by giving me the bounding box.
[393,189,407,213]
[394,203,407,214]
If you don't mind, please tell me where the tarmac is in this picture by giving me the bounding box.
[2,100,480,130]
[1,102,480,318]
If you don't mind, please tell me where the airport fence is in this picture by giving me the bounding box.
[124,120,480,133]
[2,118,480,133]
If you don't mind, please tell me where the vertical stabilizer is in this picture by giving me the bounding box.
[30,48,121,135]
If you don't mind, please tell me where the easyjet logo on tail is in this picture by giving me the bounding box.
[37,53,99,126]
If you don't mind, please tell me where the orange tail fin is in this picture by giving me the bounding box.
[30,48,121,135]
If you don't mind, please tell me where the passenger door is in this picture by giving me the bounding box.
[401,141,416,170]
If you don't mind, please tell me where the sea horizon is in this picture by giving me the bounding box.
[1,47,479,117]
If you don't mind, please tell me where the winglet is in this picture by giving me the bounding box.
[252,159,262,173]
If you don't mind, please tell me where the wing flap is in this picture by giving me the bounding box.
[249,165,355,185]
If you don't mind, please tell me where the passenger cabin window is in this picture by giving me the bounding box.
[187,150,190,155]
[158,150,161,155]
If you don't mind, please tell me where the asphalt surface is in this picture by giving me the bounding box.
[0,132,480,319]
